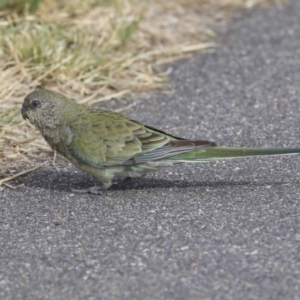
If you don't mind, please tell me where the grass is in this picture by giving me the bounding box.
[0,0,280,183]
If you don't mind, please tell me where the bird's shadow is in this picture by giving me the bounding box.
[18,167,298,193]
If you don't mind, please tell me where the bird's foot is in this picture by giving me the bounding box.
[70,186,105,195]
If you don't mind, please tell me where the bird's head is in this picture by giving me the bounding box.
[22,89,75,130]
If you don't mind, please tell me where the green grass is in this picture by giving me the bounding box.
[0,0,43,13]
[0,3,144,88]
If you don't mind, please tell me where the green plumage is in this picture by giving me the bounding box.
[21,89,300,192]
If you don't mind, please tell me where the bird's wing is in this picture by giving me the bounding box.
[65,109,215,167]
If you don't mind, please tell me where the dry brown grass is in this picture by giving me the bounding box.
[0,0,281,184]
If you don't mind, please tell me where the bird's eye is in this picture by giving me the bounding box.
[31,100,41,109]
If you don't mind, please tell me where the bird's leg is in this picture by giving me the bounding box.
[110,177,132,188]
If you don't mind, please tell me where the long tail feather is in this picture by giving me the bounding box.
[167,147,300,162]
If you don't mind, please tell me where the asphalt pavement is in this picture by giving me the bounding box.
[1,0,300,299]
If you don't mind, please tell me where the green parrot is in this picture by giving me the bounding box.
[21,89,300,194]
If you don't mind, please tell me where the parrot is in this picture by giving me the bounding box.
[21,89,300,194]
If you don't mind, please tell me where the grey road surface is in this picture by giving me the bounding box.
[1,1,300,299]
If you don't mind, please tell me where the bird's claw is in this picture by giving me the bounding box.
[70,186,104,195]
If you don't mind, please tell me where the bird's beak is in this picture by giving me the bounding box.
[21,104,28,120]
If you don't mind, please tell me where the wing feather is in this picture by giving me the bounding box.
[65,109,216,168]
